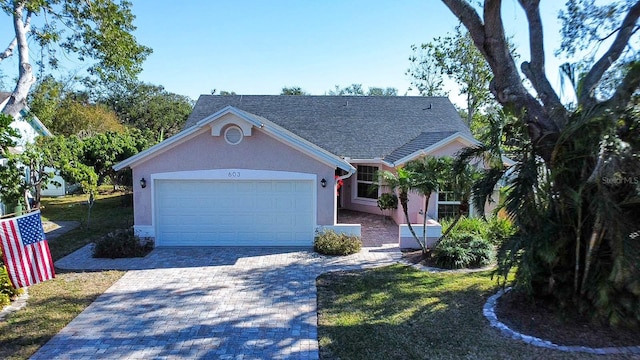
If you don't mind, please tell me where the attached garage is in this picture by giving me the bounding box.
[153,174,316,246]
[114,106,357,247]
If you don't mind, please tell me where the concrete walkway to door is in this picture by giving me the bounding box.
[33,245,400,359]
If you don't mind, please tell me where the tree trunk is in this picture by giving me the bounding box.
[399,190,423,253]
[421,194,432,255]
[2,4,34,117]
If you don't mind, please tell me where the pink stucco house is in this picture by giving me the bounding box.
[114,95,481,247]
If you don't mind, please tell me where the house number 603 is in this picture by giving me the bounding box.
[228,171,241,178]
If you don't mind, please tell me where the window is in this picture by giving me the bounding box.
[437,184,460,220]
[356,165,378,200]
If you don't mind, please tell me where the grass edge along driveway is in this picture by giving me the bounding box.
[0,192,129,360]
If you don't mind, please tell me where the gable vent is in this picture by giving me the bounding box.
[224,126,243,145]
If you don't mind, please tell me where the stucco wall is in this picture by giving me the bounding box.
[340,137,472,225]
[131,124,336,227]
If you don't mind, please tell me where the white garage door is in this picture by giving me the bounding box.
[154,179,315,246]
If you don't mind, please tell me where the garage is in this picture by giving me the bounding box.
[154,178,315,246]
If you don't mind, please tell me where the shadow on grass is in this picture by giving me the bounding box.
[317,266,609,360]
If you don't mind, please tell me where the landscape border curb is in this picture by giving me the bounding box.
[484,287,640,355]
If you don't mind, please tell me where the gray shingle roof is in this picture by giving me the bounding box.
[384,131,459,164]
[185,95,471,160]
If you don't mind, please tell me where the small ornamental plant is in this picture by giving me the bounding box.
[92,228,154,258]
[0,248,23,307]
[433,233,494,269]
[314,229,362,256]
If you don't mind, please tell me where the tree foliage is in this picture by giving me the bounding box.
[378,156,450,255]
[51,97,124,137]
[0,0,151,117]
[280,86,308,95]
[442,0,640,326]
[79,129,151,186]
[327,84,398,96]
[0,113,18,155]
[408,25,497,129]
[102,82,193,141]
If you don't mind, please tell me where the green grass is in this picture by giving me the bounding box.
[40,191,134,260]
[317,265,626,360]
[0,191,129,360]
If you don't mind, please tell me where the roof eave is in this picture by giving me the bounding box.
[389,132,479,167]
[114,106,355,173]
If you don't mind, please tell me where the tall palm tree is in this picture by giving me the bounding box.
[378,157,448,256]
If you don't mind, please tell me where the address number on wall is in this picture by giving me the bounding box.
[228,171,241,178]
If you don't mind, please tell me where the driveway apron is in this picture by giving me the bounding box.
[32,245,400,359]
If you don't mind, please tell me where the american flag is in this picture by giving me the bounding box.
[0,210,55,289]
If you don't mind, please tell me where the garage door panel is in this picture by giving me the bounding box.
[155,179,315,246]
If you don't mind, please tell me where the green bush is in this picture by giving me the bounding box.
[314,230,362,256]
[92,228,153,258]
[433,233,494,269]
[0,249,23,307]
[440,216,488,238]
[486,217,516,245]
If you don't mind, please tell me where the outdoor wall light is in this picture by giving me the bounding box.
[320,178,327,188]
[140,177,147,189]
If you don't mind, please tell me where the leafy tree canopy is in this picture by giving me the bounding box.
[101,82,193,141]
[442,0,640,326]
[0,0,151,117]
[59,99,123,138]
[328,84,398,96]
[280,86,308,95]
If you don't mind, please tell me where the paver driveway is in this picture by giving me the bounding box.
[32,245,400,359]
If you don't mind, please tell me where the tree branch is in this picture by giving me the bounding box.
[0,37,17,61]
[600,61,640,114]
[442,0,560,162]
[441,0,487,58]
[580,0,640,108]
[2,4,36,117]
[519,0,567,128]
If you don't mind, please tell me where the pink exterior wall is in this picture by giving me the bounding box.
[132,125,336,227]
[340,137,472,225]
[341,163,393,216]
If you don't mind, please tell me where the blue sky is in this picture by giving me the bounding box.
[130,0,566,103]
[0,1,567,105]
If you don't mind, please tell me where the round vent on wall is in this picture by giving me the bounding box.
[224,126,243,145]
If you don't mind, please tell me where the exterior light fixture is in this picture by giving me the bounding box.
[140,177,147,188]
[320,178,327,188]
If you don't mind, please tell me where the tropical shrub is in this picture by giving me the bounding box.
[433,233,494,269]
[486,217,516,246]
[0,249,23,307]
[314,230,362,256]
[440,216,488,238]
[93,228,153,258]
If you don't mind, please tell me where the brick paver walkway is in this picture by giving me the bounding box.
[33,213,400,359]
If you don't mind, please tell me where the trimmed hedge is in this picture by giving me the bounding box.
[433,233,494,269]
[92,228,153,259]
[314,230,362,256]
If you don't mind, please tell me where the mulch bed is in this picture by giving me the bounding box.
[496,290,640,348]
[402,251,640,348]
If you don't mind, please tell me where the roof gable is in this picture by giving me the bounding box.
[385,132,479,166]
[114,106,355,172]
[185,95,473,161]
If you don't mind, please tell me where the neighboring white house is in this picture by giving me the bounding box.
[0,92,67,215]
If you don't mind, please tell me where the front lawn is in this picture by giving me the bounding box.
[0,191,129,360]
[317,265,624,360]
